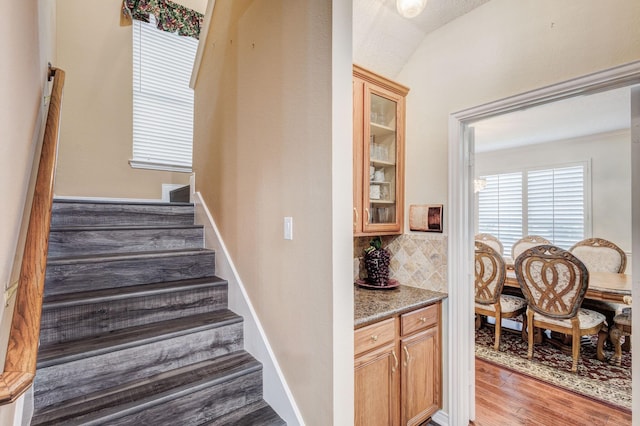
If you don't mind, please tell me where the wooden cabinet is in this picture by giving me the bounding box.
[355,303,442,426]
[353,65,409,236]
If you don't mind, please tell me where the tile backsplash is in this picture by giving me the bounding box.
[354,234,447,293]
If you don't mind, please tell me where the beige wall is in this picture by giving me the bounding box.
[0,0,57,423]
[398,0,640,235]
[192,0,353,424]
[54,0,190,199]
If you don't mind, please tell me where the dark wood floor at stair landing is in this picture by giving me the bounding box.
[474,358,631,426]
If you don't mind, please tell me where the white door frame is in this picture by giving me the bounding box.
[447,60,640,425]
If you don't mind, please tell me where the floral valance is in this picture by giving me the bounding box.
[122,0,203,39]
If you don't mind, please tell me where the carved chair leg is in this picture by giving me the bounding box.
[571,332,580,373]
[520,314,528,342]
[494,316,501,351]
[527,309,534,360]
[610,326,623,366]
[596,329,607,362]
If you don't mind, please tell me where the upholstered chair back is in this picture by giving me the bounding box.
[515,245,588,319]
[569,238,627,273]
[512,235,551,260]
[475,241,506,305]
[475,233,504,256]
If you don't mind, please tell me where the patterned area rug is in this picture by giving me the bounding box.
[475,325,632,410]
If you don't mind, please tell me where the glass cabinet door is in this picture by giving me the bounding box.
[353,65,407,237]
[363,87,403,233]
[368,93,397,224]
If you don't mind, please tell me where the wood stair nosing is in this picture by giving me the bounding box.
[39,277,229,347]
[51,200,195,227]
[44,249,216,296]
[42,276,228,308]
[36,310,242,368]
[47,225,205,257]
[34,315,245,411]
[32,351,262,426]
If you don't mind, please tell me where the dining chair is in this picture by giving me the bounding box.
[569,237,627,273]
[511,235,551,261]
[475,241,527,351]
[475,233,504,256]
[514,245,607,372]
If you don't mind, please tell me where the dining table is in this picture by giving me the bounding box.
[504,269,632,304]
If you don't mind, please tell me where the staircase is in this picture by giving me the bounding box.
[32,199,285,425]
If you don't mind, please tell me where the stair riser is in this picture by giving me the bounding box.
[51,202,194,227]
[100,371,263,426]
[48,227,204,257]
[34,322,243,411]
[45,252,215,296]
[40,284,228,347]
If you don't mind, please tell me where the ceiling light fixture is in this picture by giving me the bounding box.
[396,0,427,18]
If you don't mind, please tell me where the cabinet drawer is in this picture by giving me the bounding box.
[401,304,438,336]
[355,317,395,356]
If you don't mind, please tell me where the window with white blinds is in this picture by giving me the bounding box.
[528,165,585,248]
[130,17,198,172]
[477,163,589,252]
[477,172,523,253]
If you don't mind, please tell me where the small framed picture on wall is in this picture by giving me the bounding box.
[409,204,443,233]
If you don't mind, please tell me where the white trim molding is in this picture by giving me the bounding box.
[190,0,216,89]
[448,60,640,424]
[193,192,304,425]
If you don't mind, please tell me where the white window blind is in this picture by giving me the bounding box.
[528,165,585,248]
[478,172,523,252]
[131,17,198,172]
[477,163,587,252]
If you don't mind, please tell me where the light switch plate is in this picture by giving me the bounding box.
[284,217,293,240]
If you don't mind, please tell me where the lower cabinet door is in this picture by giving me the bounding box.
[354,342,400,426]
[401,327,441,425]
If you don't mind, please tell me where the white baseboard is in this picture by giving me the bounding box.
[432,410,449,426]
[193,192,304,425]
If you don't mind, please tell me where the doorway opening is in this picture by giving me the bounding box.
[447,60,640,423]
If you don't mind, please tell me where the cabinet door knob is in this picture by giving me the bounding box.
[391,349,399,373]
[403,345,410,367]
[370,335,378,342]
[365,208,371,224]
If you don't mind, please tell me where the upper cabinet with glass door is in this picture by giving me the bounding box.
[353,65,409,236]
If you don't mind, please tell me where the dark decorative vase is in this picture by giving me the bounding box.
[364,237,390,286]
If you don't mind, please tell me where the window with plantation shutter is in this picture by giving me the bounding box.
[527,165,586,248]
[477,163,589,253]
[130,16,198,172]
[477,172,523,253]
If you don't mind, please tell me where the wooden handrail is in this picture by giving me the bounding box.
[0,66,65,404]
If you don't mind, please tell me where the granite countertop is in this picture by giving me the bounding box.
[354,284,448,329]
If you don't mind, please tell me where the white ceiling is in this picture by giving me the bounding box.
[473,87,631,152]
[352,1,632,151]
[353,0,491,78]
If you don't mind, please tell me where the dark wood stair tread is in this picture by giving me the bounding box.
[42,276,227,309]
[32,351,261,425]
[46,248,214,265]
[202,400,287,426]
[53,198,193,206]
[37,310,242,368]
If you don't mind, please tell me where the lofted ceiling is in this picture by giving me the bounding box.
[353,0,491,78]
[352,0,632,151]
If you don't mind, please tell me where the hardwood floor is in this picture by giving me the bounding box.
[474,358,632,426]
